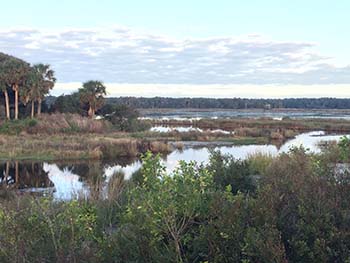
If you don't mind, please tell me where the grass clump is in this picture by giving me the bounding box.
[0,118,38,135]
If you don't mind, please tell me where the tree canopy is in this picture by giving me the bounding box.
[0,52,56,120]
[78,80,106,118]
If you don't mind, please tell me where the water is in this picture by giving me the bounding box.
[0,131,347,200]
[150,126,203,133]
[150,126,231,134]
[140,109,350,120]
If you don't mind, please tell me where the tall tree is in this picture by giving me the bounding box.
[79,81,106,118]
[0,53,13,120]
[20,69,37,118]
[32,64,56,116]
[0,57,30,120]
[0,81,10,120]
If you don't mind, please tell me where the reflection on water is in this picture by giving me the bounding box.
[163,145,278,171]
[150,126,231,134]
[0,131,348,200]
[279,131,345,153]
[0,162,54,194]
[150,126,203,133]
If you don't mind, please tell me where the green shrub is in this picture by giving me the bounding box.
[207,150,257,195]
[0,118,38,135]
[338,136,350,161]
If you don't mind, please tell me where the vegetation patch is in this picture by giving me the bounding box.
[0,143,350,262]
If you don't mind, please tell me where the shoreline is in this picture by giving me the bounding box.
[139,107,350,114]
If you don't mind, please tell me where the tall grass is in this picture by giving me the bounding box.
[29,113,112,134]
[0,134,173,161]
[155,117,350,133]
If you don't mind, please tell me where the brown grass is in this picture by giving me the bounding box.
[27,113,111,134]
[154,117,350,133]
[0,133,173,161]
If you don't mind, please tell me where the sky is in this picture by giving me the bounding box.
[0,0,350,98]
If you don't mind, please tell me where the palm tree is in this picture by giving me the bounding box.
[0,53,13,120]
[20,71,37,118]
[0,57,30,120]
[0,81,10,120]
[79,81,107,118]
[32,64,56,116]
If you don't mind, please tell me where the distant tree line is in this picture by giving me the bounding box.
[100,97,350,109]
[49,94,350,116]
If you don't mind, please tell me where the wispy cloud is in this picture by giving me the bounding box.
[1,26,350,85]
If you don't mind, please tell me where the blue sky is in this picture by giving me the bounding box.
[1,0,350,97]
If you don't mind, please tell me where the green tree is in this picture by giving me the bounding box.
[124,153,216,262]
[101,104,147,131]
[207,150,257,195]
[0,53,15,120]
[20,69,36,118]
[31,64,56,116]
[0,57,30,119]
[79,81,106,118]
[0,81,10,120]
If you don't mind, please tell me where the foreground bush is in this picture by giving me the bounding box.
[0,147,350,262]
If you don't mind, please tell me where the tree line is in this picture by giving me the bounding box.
[103,97,350,109]
[50,94,350,115]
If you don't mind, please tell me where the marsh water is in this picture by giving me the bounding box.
[140,109,350,120]
[0,131,348,200]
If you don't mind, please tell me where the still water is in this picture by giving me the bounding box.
[0,131,347,200]
[150,126,231,134]
[140,109,350,120]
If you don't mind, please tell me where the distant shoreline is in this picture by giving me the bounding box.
[139,108,350,113]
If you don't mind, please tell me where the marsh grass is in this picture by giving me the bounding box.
[155,117,350,133]
[247,152,275,175]
[0,134,172,161]
[0,113,112,135]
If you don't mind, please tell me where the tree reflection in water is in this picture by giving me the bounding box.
[0,161,53,191]
[0,156,140,199]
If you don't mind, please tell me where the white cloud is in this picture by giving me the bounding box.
[1,26,350,87]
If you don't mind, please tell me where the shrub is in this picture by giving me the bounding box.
[0,118,38,135]
[207,150,257,195]
[0,149,350,262]
[338,136,350,162]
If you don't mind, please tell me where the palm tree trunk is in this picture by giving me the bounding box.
[37,98,42,116]
[15,161,19,186]
[4,90,10,120]
[88,106,93,118]
[13,84,19,120]
[5,161,9,185]
[31,100,35,118]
